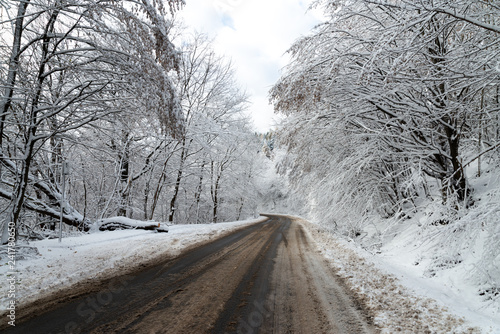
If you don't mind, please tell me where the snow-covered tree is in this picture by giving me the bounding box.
[0,0,185,243]
[271,0,500,234]
[164,33,258,224]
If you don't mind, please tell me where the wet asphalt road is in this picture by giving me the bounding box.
[3,215,375,334]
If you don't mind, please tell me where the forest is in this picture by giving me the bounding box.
[0,0,268,244]
[1,0,500,302]
[271,0,500,302]
[0,0,499,326]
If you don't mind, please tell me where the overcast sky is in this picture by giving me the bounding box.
[177,0,323,133]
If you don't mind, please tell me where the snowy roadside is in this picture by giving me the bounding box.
[0,217,267,316]
[297,216,500,334]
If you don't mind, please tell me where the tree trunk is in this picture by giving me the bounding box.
[210,161,222,223]
[149,143,178,220]
[0,0,30,146]
[236,198,244,221]
[478,88,485,177]
[168,141,188,223]
[117,132,131,217]
[2,4,60,244]
[143,176,150,221]
[194,161,205,223]
[0,0,31,245]
[428,25,468,203]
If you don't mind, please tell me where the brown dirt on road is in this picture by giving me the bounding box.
[4,216,376,334]
[259,219,375,334]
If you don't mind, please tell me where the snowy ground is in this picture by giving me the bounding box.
[297,217,500,334]
[0,217,266,318]
[2,214,499,333]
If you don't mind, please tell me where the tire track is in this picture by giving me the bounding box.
[3,221,273,334]
[209,217,290,334]
[5,216,376,334]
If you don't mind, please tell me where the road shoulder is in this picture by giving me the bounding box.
[296,216,482,333]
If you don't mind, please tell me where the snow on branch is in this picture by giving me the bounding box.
[97,217,169,232]
[363,0,500,33]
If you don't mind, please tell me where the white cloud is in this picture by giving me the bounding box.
[178,0,323,132]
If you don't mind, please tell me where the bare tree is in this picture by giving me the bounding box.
[165,34,249,224]
[0,0,184,243]
[271,0,500,234]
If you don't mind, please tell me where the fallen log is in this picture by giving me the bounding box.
[98,217,169,232]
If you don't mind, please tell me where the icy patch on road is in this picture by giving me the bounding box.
[0,217,266,314]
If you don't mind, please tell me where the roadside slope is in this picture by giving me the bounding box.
[296,216,494,333]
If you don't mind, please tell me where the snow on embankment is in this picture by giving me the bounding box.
[0,217,266,314]
[298,217,500,334]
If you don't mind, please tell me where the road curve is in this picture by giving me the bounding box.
[4,215,375,334]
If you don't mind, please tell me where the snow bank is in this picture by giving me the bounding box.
[0,217,266,315]
[298,217,500,333]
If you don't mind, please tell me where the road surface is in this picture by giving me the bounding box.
[4,215,375,333]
